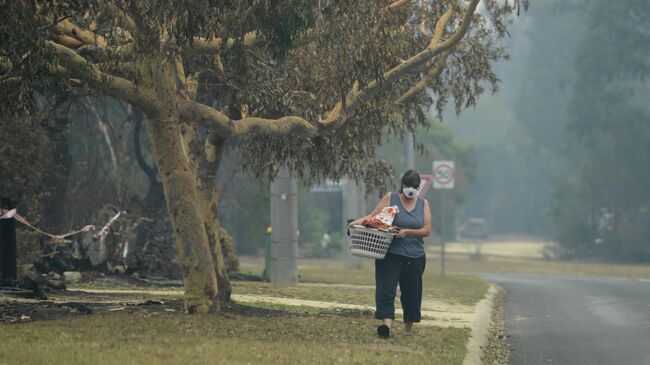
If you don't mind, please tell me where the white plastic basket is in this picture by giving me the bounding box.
[347,226,396,259]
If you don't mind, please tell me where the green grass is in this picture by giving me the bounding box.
[234,281,376,305]
[235,301,372,316]
[421,275,488,306]
[435,254,650,278]
[241,253,650,288]
[0,259,495,365]
[238,260,488,306]
[0,310,469,365]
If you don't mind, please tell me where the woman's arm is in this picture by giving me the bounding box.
[397,199,432,238]
[348,192,391,226]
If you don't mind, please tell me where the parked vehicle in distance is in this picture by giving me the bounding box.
[458,218,489,240]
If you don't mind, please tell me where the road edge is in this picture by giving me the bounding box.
[462,283,501,365]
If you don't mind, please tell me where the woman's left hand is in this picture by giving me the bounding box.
[395,228,409,239]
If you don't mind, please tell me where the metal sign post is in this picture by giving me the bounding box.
[417,174,433,197]
[433,161,455,276]
[441,191,446,276]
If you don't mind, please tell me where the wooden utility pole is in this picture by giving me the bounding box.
[270,166,299,285]
[342,178,366,268]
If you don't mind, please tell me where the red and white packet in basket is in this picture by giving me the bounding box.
[363,206,399,230]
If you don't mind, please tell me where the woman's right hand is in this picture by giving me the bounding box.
[348,193,391,228]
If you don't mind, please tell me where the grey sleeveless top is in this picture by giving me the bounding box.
[389,192,425,258]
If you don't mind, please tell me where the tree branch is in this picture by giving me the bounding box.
[180,1,477,139]
[0,77,21,87]
[430,7,454,47]
[396,51,449,104]
[76,44,133,62]
[49,32,83,48]
[321,0,478,125]
[395,7,455,104]
[185,32,258,54]
[52,18,108,48]
[179,100,316,138]
[94,61,138,80]
[48,65,82,86]
[47,41,157,113]
[179,100,234,136]
[233,116,316,137]
[379,0,412,18]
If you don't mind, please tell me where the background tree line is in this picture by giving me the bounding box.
[449,0,650,262]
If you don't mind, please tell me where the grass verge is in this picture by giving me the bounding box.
[434,254,650,278]
[0,306,469,365]
[0,258,496,365]
[237,260,488,306]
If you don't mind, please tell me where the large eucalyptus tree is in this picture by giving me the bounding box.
[1,0,526,314]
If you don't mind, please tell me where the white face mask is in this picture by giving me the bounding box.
[403,186,419,199]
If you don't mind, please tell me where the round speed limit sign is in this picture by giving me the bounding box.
[433,161,455,189]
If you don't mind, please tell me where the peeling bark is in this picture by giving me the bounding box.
[144,115,219,314]
[134,56,230,313]
[179,122,233,302]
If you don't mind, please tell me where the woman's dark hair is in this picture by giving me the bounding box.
[400,170,421,191]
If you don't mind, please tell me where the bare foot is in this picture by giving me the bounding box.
[404,322,414,336]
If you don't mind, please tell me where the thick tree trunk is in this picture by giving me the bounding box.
[135,56,231,312]
[178,122,234,301]
[144,116,219,314]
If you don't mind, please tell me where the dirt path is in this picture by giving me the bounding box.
[57,285,476,328]
[234,293,474,328]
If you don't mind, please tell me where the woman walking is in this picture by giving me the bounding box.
[349,170,432,338]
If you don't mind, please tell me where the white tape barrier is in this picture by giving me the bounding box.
[0,208,123,243]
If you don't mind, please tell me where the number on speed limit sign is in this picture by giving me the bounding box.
[433,161,455,189]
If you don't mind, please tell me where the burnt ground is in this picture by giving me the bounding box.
[0,295,311,323]
[0,282,182,324]
[0,274,371,324]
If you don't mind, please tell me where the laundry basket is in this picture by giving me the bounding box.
[347,226,396,259]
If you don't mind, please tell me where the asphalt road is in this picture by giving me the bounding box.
[484,274,650,365]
